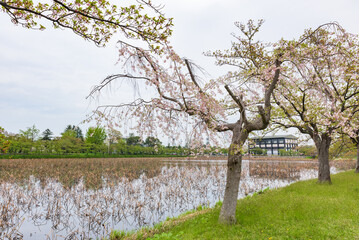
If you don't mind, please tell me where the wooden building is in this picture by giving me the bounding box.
[249,135,298,155]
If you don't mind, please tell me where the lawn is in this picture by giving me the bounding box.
[116,170,359,240]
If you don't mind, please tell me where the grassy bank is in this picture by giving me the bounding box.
[115,170,359,239]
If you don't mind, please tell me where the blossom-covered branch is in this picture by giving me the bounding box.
[273,22,359,183]
[0,0,173,47]
[88,20,284,225]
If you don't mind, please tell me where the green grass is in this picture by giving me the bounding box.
[119,170,359,240]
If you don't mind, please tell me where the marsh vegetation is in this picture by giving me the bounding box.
[0,158,355,239]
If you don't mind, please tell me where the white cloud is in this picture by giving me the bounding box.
[1,0,359,136]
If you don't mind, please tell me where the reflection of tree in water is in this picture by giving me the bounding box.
[0,159,355,239]
[0,164,228,239]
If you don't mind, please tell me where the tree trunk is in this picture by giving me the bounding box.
[219,126,248,225]
[315,134,332,183]
[356,143,359,173]
[219,145,243,224]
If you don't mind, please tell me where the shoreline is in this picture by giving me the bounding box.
[112,170,359,239]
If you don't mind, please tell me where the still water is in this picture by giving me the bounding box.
[0,158,347,239]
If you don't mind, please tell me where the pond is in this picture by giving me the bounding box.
[0,158,354,239]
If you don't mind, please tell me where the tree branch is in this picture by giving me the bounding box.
[224,85,245,111]
[184,59,205,94]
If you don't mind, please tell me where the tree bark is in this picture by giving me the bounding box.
[355,143,359,173]
[219,127,248,225]
[217,56,280,225]
[219,148,242,224]
[315,134,332,183]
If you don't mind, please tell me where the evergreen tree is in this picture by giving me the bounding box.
[62,125,83,140]
[42,129,53,141]
[144,136,162,147]
[125,133,142,146]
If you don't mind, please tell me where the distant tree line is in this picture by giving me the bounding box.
[0,125,228,158]
[1,125,356,159]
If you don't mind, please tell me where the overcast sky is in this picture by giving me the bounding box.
[1,0,359,138]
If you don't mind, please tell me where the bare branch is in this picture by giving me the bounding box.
[87,74,150,99]
[184,59,205,94]
[264,58,281,108]
[224,85,245,111]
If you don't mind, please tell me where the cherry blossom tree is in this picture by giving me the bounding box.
[87,20,283,224]
[0,0,172,48]
[342,99,359,173]
[272,23,359,183]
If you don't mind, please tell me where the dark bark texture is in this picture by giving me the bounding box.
[219,128,248,224]
[217,58,281,224]
[314,133,332,183]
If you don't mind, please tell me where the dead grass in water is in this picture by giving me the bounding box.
[0,158,164,189]
[0,157,355,239]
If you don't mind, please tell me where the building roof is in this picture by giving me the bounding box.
[249,134,298,140]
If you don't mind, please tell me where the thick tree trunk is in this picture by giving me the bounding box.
[219,126,248,225]
[315,134,332,183]
[219,149,242,224]
[216,57,279,224]
[355,144,359,173]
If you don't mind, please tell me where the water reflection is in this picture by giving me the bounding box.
[0,159,353,239]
